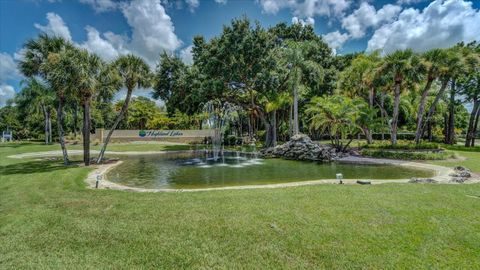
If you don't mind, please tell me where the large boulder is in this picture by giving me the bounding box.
[449,166,472,183]
[260,134,344,161]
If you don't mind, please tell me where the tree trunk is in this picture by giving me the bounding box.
[56,97,69,165]
[73,103,78,138]
[364,86,374,144]
[465,99,479,147]
[272,110,277,147]
[443,114,448,142]
[363,127,373,144]
[391,82,401,145]
[472,107,480,146]
[446,80,456,145]
[380,92,385,141]
[42,104,48,145]
[414,78,433,144]
[249,90,255,141]
[293,84,299,135]
[97,89,133,163]
[47,108,52,144]
[263,119,272,147]
[289,104,293,138]
[83,97,91,166]
[423,79,449,140]
[368,86,375,108]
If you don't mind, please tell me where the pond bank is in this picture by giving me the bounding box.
[9,150,479,192]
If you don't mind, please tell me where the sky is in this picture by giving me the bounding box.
[1,0,480,107]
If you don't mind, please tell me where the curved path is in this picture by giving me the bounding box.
[8,150,479,192]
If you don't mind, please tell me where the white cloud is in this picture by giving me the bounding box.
[113,87,164,107]
[258,0,351,19]
[121,0,182,62]
[0,84,16,107]
[34,0,182,67]
[185,0,199,11]
[79,0,118,12]
[0,52,19,81]
[214,0,227,4]
[322,31,349,54]
[367,0,480,53]
[292,16,315,26]
[34,12,72,41]
[179,45,193,65]
[397,0,428,5]
[342,3,402,39]
[80,26,129,61]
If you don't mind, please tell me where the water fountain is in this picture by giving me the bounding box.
[202,100,242,162]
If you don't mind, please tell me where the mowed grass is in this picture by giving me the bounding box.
[1,143,480,269]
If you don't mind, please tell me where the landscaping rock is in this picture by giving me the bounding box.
[259,134,345,161]
[449,166,472,178]
[409,178,438,184]
[450,177,468,183]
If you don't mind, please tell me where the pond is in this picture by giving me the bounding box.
[105,152,435,189]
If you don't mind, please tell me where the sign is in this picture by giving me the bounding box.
[139,130,184,138]
[95,128,214,143]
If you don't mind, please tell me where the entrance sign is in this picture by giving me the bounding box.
[95,129,214,143]
[139,130,184,138]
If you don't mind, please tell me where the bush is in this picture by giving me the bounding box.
[443,144,480,152]
[223,135,238,146]
[360,149,452,160]
[361,140,441,150]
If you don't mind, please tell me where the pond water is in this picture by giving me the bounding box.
[106,152,434,189]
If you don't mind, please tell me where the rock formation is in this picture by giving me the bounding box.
[260,134,343,161]
[449,166,472,183]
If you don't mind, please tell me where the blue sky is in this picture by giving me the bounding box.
[1,0,480,106]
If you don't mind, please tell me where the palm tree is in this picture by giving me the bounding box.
[380,49,424,145]
[414,48,448,144]
[97,54,151,163]
[263,91,290,147]
[306,95,361,152]
[16,78,55,144]
[68,49,103,166]
[457,43,480,146]
[19,34,73,164]
[338,51,381,143]
[279,41,323,136]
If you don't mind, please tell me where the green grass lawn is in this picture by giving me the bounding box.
[1,142,480,269]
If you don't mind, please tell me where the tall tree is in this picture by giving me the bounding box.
[19,34,73,164]
[444,44,478,144]
[97,54,151,163]
[338,51,381,143]
[458,60,480,146]
[15,78,55,144]
[380,49,424,145]
[414,48,448,144]
[193,17,277,141]
[278,40,324,135]
[69,49,103,166]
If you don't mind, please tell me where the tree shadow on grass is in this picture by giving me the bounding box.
[162,145,192,151]
[0,142,41,149]
[0,160,80,176]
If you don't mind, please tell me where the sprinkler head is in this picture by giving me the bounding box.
[336,173,343,184]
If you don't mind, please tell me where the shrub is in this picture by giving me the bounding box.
[361,140,441,150]
[443,144,480,152]
[223,135,237,146]
[360,149,452,160]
